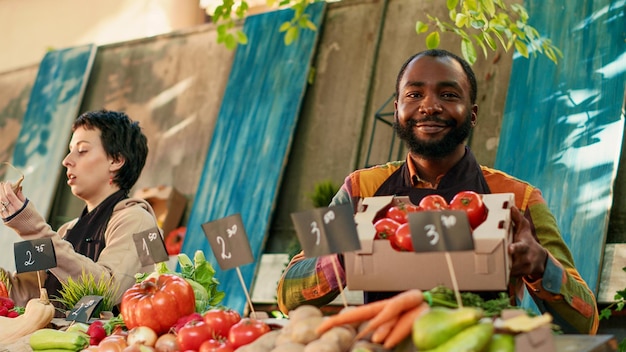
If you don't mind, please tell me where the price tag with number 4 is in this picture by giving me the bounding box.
[201,213,254,271]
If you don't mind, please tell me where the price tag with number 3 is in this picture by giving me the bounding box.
[291,203,360,258]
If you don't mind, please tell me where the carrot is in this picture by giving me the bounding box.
[356,289,424,339]
[383,301,430,349]
[370,315,399,344]
[315,299,389,335]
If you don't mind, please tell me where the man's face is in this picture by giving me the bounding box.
[393,55,477,159]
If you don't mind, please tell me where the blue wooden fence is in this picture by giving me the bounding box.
[495,0,625,295]
[180,3,326,314]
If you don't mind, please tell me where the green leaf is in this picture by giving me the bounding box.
[304,18,317,31]
[285,26,299,45]
[470,19,486,29]
[514,39,529,58]
[426,31,440,49]
[279,21,291,32]
[465,0,479,11]
[480,0,496,16]
[455,13,468,27]
[473,34,488,58]
[236,30,248,45]
[415,20,429,34]
[461,38,477,64]
[489,27,507,49]
[447,0,459,11]
[482,31,496,50]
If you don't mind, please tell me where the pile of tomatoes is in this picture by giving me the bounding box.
[174,309,270,352]
[373,191,488,252]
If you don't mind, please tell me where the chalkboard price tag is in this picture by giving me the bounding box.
[201,214,254,271]
[291,203,361,258]
[66,295,103,323]
[409,210,475,253]
[132,227,169,266]
[14,238,56,273]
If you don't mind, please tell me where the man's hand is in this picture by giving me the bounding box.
[508,206,548,280]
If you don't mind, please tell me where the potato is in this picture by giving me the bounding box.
[270,341,306,352]
[320,326,357,352]
[288,305,323,323]
[274,329,295,346]
[303,339,342,352]
[244,330,281,350]
[289,316,325,344]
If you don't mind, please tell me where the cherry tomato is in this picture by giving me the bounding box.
[373,217,401,240]
[389,222,414,252]
[203,308,241,338]
[228,318,270,349]
[450,191,488,229]
[418,194,449,210]
[199,338,235,352]
[177,320,213,351]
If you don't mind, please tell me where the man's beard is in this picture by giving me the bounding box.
[393,113,472,159]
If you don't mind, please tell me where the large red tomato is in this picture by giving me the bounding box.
[120,274,196,335]
[177,320,214,351]
[419,195,449,210]
[227,318,270,349]
[389,222,414,252]
[450,191,488,229]
[203,308,241,338]
[373,217,401,240]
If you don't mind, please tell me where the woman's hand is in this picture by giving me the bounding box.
[0,180,26,219]
[508,206,548,280]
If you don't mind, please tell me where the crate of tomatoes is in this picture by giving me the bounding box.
[345,192,514,292]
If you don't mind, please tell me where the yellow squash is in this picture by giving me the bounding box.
[0,288,56,344]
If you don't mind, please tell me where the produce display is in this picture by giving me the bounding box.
[373,191,488,251]
[0,193,559,352]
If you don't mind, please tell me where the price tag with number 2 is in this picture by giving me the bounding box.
[201,214,254,271]
[14,238,56,273]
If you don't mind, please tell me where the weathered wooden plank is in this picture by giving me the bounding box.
[181,3,326,314]
[495,0,625,295]
[0,44,96,271]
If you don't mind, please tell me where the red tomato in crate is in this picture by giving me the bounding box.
[419,194,449,210]
[450,191,488,229]
[373,217,401,240]
[203,308,242,338]
[177,320,214,351]
[385,203,421,224]
[228,318,270,349]
[389,222,414,252]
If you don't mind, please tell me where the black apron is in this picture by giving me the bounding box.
[364,147,503,303]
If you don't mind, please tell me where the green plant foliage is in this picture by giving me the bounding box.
[204,0,562,65]
[307,179,340,208]
[53,270,120,318]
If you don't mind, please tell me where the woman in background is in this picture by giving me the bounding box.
[0,109,158,313]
